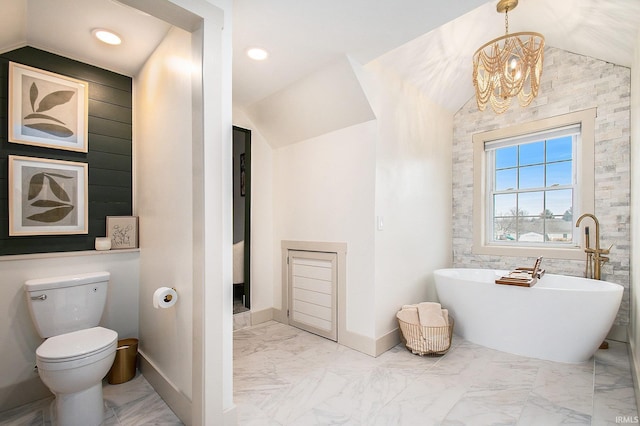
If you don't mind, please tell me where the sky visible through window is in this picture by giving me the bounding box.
[492,136,574,243]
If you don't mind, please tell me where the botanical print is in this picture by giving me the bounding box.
[21,166,78,227]
[20,74,79,142]
[111,223,134,247]
[9,62,88,152]
[107,216,138,249]
[9,156,87,236]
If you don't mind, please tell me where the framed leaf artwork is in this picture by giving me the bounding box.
[8,156,88,236]
[8,62,89,152]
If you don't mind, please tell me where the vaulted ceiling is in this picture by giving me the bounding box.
[2,0,639,114]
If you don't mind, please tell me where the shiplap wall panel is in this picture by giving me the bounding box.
[0,46,132,255]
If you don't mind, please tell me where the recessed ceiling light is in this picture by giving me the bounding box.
[92,29,122,46]
[247,48,268,61]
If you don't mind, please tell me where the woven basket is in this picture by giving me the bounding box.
[397,315,454,356]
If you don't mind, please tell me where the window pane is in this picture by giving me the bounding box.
[494,193,516,216]
[546,217,573,242]
[545,189,572,217]
[547,136,572,162]
[518,191,543,216]
[496,146,517,169]
[546,161,572,186]
[519,141,544,166]
[483,122,581,248]
[519,165,544,189]
[496,168,517,191]
[494,217,516,241]
[518,216,544,241]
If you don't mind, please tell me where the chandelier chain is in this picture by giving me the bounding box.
[505,7,509,35]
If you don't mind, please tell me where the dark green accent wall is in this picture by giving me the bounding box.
[0,47,133,255]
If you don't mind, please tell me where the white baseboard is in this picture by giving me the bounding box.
[138,350,191,425]
[375,327,401,356]
[272,307,288,324]
[250,307,274,325]
[628,338,640,416]
[0,375,52,413]
[340,330,376,356]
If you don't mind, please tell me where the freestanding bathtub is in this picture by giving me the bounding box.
[434,268,623,363]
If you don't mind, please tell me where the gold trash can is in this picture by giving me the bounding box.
[107,338,138,384]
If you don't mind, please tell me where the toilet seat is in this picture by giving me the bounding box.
[37,327,117,371]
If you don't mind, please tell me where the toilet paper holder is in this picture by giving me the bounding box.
[153,287,178,309]
[164,288,176,303]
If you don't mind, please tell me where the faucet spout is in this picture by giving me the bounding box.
[575,213,600,251]
[575,213,610,280]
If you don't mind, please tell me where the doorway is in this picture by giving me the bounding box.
[233,126,251,313]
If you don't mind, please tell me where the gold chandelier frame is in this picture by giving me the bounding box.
[472,0,545,114]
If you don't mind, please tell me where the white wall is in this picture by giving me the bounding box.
[273,121,378,338]
[629,27,640,404]
[135,25,194,400]
[242,57,454,349]
[364,63,454,337]
[131,1,234,423]
[246,57,375,148]
[0,251,139,411]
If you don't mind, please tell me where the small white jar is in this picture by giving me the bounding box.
[95,237,112,251]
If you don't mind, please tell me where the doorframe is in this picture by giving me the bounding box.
[233,126,251,309]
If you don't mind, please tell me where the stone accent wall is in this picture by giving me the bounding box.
[452,46,631,326]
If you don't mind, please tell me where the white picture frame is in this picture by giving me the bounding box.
[8,62,89,152]
[8,155,88,236]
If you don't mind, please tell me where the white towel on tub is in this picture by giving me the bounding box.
[233,240,244,284]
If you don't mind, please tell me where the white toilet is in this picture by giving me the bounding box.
[25,271,118,426]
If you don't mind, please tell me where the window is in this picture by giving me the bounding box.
[487,126,577,245]
[472,109,595,260]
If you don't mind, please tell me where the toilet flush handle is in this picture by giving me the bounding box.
[30,294,47,301]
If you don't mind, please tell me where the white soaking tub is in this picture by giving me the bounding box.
[434,268,623,363]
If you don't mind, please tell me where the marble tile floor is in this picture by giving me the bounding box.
[234,299,250,315]
[0,372,182,426]
[234,321,639,425]
[3,321,637,425]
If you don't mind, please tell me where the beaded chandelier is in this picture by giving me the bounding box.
[472,0,545,114]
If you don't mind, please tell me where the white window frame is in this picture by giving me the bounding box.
[472,109,596,260]
[486,124,579,247]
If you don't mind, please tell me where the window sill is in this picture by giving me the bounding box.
[472,244,585,260]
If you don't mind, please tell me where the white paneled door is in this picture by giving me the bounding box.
[287,250,337,341]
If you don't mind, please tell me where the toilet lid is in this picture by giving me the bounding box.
[37,326,118,362]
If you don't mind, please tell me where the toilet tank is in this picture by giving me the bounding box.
[24,271,110,338]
